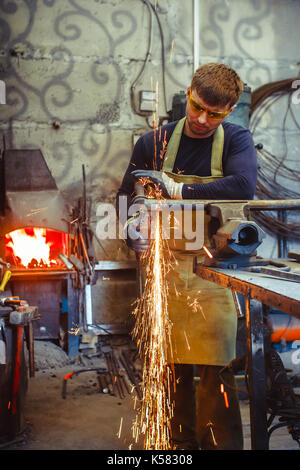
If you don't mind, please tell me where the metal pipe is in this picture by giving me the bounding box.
[111,352,125,399]
[108,352,122,399]
[141,198,300,210]
[193,0,200,71]
[247,200,300,211]
[123,350,143,397]
[120,352,142,400]
[85,284,93,325]
[120,372,130,395]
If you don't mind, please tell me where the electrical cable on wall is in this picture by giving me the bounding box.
[130,0,153,118]
[249,77,300,241]
[149,0,168,116]
[130,0,168,127]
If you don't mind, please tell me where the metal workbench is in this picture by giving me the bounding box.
[194,261,300,450]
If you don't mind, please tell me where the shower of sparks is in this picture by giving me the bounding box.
[128,77,205,450]
[132,212,175,450]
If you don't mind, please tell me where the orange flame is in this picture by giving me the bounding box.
[6,228,54,268]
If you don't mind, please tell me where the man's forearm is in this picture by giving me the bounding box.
[182,174,256,200]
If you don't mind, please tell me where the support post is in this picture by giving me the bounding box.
[67,276,79,357]
[245,296,269,450]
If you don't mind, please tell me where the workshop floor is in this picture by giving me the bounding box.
[2,340,299,452]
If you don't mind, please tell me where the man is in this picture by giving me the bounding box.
[117,63,257,450]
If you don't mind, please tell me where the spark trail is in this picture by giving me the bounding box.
[132,212,175,450]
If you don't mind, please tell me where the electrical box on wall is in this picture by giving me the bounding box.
[139,90,156,112]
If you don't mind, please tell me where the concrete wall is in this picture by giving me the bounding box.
[1,0,299,324]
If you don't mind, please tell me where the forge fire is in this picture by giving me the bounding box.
[5,227,69,269]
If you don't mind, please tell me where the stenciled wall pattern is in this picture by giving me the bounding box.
[0,0,299,259]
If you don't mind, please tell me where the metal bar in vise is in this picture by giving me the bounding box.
[141,198,300,211]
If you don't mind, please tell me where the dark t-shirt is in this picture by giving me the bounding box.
[117,120,257,201]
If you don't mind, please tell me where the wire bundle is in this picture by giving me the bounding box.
[130,0,168,125]
[249,78,300,240]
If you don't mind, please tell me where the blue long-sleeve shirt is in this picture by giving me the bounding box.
[117,120,257,202]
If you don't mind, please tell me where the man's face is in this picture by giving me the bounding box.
[184,87,235,139]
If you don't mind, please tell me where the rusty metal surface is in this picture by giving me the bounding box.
[195,264,300,318]
[8,269,76,284]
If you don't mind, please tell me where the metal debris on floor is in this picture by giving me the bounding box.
[61,335,142,401]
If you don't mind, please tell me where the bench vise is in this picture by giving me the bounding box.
[127,189,300,269]
[203,201,265,268]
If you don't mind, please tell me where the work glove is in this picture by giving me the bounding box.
[132,170,183,199]
[124,196,150,253]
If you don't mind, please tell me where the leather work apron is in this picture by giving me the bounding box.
[162,117,237,366]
